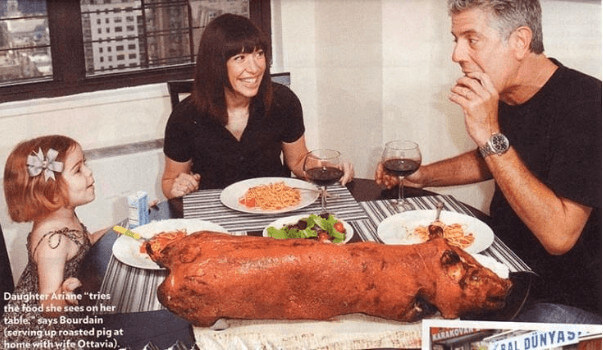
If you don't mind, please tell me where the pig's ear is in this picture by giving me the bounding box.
[440,249,461,265]
[177,244,200,264]
[440,249,465,283]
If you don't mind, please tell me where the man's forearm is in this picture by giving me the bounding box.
[421,149,492,187]
[484,147,590,254]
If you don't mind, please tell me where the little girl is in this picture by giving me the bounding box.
[1,135,107,348]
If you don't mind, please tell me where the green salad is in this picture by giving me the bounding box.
[266,214,346,243]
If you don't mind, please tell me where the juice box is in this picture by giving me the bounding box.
[127,191,149,229]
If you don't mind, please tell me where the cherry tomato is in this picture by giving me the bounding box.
[318,232,331,242]
[334,222,345,233]
[239,197,255,207]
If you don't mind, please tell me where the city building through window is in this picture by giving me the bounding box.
[0,0,269,102]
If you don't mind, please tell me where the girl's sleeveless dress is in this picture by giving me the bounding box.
[1,226,92,349]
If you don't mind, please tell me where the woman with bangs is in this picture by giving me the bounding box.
[161,13,353,198]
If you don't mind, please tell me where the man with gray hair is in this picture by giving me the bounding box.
[377,0,601,323]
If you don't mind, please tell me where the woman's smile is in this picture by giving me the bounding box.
[226,49,266,99]
[239,75,262,89]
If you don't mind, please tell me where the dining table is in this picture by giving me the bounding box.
[81,178,534,350]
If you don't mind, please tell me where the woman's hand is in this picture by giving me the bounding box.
[169,173,201,198]
[339,161,355,185]
[162,157,200,199]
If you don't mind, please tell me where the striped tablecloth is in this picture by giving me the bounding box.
[181,183,369,230]
[98,190,530,314]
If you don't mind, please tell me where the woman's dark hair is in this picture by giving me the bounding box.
[191,13,272,125]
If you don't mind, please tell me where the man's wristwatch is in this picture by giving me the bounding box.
[479,133,510,158]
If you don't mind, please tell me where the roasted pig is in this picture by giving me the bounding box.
[147,231,512,327]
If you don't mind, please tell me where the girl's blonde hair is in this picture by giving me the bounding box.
[4,135,79,222]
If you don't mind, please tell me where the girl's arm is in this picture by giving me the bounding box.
[34,234,82,317]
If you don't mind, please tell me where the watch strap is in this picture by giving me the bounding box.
[479,143,493,158]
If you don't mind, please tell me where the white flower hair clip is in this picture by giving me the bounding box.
[26,148,64,181]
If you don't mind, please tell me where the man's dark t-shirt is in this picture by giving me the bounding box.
[490,59,602,314]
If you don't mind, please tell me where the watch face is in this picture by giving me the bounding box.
[491,134,509,152]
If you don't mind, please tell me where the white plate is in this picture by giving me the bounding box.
[112,219,227,270]
[262,214,354,244]
[471,253,509,279]
[376,210,494,253]
[220,177,320,214]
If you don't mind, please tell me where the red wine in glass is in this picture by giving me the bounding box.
[303,149,343,213]
[381,140,422,210]
[305,166,344,187]
[383,159,420,178]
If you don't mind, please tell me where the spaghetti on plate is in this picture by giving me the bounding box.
[239,181,301,210]
[413,223,475,249]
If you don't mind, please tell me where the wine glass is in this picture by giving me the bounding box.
[381,140,422,210]
[303,149,344,213]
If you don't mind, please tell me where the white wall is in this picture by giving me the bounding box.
[1,0,600,283]
[378,0,493,209]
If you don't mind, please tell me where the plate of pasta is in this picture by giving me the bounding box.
[376,210,494,253]
[112,219,228,270]
[220,177,320,214]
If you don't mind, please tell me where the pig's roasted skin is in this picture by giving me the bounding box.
[151,231,512,327]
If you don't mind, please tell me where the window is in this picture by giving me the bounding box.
[0,0,52,87]
[0,0,271,103]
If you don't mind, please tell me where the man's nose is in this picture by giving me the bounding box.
[451,42,466,63]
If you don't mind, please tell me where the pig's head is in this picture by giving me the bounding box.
[428,239,512,319]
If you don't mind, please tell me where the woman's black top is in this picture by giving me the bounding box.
[164,83,305,189]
